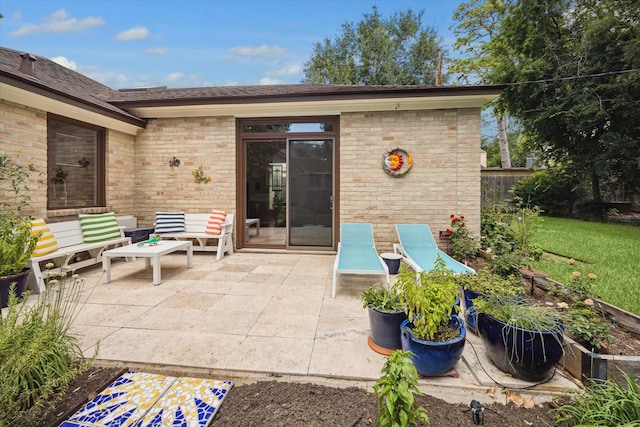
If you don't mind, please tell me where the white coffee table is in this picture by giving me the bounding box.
[102,240,193,285]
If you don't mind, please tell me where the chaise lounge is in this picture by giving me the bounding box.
[395,223,475,274]
[332,223,390,298]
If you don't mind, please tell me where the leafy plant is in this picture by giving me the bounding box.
[394,257,459,341]
[454,268,524,296]
[446,214,480,263]
[360,284,403,312]
[0,264,96,426]
[374,350,429,427]
[509,196,543,265]
[562,306,613,353]
[553,370,640,426]
[489,251,524,278]
[0,215,39,277]
[0,154,43,277]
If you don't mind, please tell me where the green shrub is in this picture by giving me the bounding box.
[0,266,95,426]
[512,169,582,217]
[374,350,429,426]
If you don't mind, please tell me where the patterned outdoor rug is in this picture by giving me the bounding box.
[59,370,233,427]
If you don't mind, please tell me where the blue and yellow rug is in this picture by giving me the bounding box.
[59,370,233,427]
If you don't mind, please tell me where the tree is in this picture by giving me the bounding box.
[451,0,513,168]
[493,0,640,202]
[302,6,447,85]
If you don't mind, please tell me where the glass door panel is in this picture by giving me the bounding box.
[288,139,333,247]
[245,139,287,246]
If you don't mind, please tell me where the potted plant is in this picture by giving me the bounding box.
[474,295,564,382]
[394,257,466,376]
[360,284,406,354]
[455,269,524,334]
[0,154,42,308]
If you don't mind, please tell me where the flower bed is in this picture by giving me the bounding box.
[530,275,640,383]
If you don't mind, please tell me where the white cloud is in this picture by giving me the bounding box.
[115,26,150,41]
[259,77,283,85]
[162,72,207,88]
[50,56,77,70]
[164,72,184,83]
[144,47,168,55]
[228,44,287,59]
[264,64,302,77]
[9,9,104,36]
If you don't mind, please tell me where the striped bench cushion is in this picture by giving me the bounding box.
[155,212,186,234]
[79,213,122,243]
[30,218,59,257]
[205,210,226,235]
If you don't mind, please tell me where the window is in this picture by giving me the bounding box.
[47,115,105,209]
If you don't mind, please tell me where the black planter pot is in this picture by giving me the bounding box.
[477,312,564,382]
[367,307,407,353]
[400,314,466,376]
[0,267,32,308]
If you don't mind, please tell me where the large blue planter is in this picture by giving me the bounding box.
[368,307,407,351]
[400,314,466,376]
[477,312,564,382]
[462,289,484,334]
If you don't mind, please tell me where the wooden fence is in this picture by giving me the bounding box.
[481,168,533,206]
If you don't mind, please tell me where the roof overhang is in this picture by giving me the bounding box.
[116,87,503,119]
[0,80,146,135]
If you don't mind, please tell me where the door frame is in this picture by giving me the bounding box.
[236,116,340,250]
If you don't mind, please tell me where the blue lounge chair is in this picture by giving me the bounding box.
[395,224,475,274]
[332,223,390,298]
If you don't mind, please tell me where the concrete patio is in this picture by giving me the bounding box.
[39,251,580,405]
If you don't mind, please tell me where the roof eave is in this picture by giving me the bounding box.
[0,72,147,130]
[119,90,503,119]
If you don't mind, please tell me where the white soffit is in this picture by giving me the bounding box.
[0,83,143,135]
[125,93,500,119]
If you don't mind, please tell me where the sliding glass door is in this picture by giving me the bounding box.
[239,118,337,249]
[288,139,333,246]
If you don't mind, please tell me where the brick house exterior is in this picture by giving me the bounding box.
[1,46,502,252]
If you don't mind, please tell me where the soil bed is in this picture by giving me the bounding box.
[39,366,556,427]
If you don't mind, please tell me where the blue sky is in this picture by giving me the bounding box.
[0,0,464,89]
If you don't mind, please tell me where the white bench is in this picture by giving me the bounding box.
[28,220,131,294]
[158,213,234,260]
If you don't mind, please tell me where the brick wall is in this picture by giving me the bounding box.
[107,129,137,216]
[339,108,481,252]
[2,98,483,251]
[0,100,48,217]
[1,100,137,221]
[133,116,236,227]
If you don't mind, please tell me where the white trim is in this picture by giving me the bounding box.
[126,93,499,119]
[0,83,143,135]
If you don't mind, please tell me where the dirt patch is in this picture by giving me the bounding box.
[38,367,556,427]
[35,366,127,427]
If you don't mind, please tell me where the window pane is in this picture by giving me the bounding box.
[47,118,100,209]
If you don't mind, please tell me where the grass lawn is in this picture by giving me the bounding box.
[531,216,640,315]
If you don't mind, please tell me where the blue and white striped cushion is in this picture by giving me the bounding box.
[155,212,185,234]
[79,213,122,243]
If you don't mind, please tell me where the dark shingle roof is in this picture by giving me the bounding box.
[1,46,503,118]
[0,46,144,125]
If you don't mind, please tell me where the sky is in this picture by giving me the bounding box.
[0,0,464,89]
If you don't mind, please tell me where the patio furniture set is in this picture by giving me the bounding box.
[28,210,235,290]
